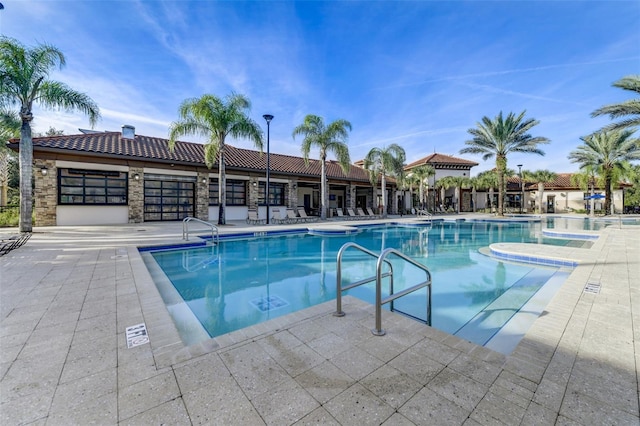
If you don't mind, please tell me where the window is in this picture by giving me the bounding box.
[58,168,127,205]
[208,179,247,206]
[258,182,285,205]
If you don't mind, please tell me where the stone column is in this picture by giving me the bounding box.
[288,180,299,208]
[128,167,144,223]
[33,159,56,226]
[196,172,210,221]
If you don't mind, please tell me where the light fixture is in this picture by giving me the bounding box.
[252,181,257,187]
[292,183,297,190]
[263,114,274,225]
[202,177,208,184]
[40,167,48,176]
[133,173,140,180]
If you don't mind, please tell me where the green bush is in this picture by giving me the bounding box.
[0,207,19,227]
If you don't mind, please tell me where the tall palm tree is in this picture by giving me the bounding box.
[292,114,351,220]
[409,164,435,211]
[169,93,263,225]
[523,169,557,214]
[460,111,550,216]
[0,37,100,232]
[437,175,471,213]
[363,144,405,217]
[592,75,640,132]
[568,130,640,215]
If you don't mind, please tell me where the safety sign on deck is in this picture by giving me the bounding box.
[126,323,149,348]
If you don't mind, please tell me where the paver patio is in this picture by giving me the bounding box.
[1,215,638,425]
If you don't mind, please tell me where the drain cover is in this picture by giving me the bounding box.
[584,282,601,294]
[250,295,289,312]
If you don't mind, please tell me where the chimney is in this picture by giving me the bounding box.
[121,125,135,139]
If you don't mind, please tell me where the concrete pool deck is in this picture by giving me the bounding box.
[1,214,639,425]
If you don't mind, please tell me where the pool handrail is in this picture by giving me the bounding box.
[334,242,432,336]
[182,217,219,244]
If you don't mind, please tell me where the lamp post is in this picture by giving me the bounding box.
[263,114,273,224]
[517,164,523,214]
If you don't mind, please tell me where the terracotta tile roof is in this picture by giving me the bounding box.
[405,153,478,170]
[506,173,626,191]
[18,132,372,182]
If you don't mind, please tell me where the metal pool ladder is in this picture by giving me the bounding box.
[182,217,219,245]
[334,242,432,336]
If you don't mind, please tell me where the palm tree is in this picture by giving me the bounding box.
[523,169,557,214]
[570,166,601,216]
[0,109,20,206]
[591,75,640,132]
[437,175,471,213]
[169,93,263,225]
[363,144,405,216]
[409,164,435,211]
[292,114,351,220]
[568,130,640,215]
[460,111,550,216]
[476,170,499,213]
[0,37,100,232]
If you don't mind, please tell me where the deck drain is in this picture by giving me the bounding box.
[584,282,601,294]
[250,295,289,312]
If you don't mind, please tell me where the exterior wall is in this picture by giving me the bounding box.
[57,206,129,226]
[128,166,144,223]
[34,159,57,226]
[196,171,210,221]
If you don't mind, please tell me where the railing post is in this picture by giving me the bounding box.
[334,249,345,317]
[372,252,388,336]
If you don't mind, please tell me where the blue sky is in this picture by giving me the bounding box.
[2,1,639,174]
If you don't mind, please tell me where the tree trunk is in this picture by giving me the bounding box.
[381,174,387,216]
[320,156,327,220]
[419,181,424,210]
[496,157,506,216]
[19,118,33,232]
[218,148,226,225]
[538,182,544,214]
[605,171,612,215]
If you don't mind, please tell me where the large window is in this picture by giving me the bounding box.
[144,178,194,221]
[58,168,127,205]
[208,179,247,206]
[258,182,285,206]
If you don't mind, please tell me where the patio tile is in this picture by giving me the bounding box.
[329,346,385,381]
[293,406,340,425]
[117,370,180,421]
[559,388,639,425]
[389,347,446,383]
[324,382,395,426]
[0,388,54,425]
[120,397,191,426]
[173,352,231,394]
[49,368,116,412]
[295,360,353,404]
[359,364,423,409]
[399,387,470,425]
[251,378,319,425]
[47,391,118,425]
[427,368,489,411]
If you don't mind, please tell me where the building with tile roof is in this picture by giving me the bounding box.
[8,126,400,226]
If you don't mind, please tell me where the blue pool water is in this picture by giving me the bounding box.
[143,220,576,348]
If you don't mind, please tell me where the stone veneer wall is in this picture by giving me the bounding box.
[33,159,57,226]
[196,172,210,221]
[128,167,144,223]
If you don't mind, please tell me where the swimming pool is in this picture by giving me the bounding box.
[142,220,576,350]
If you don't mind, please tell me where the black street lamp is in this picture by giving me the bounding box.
[517,164,523,214]
[263,114,273,224]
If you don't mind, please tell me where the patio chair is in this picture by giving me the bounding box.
[347,208,359,220]
[246,209,265,225]
[0,233,31,256]
[366,207,380,218]
[336,208,349,220]
[286,208,302,224]
[271,208,285,224]
[356,207,371,219]
[297,208,318,223]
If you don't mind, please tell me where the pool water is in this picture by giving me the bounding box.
[144,221,574,348]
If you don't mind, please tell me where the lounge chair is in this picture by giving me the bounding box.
[347,208,359,220]
[297,208,318,223]
[286,208,301,224]
[335,208,348,220]
[271,208,287,224]
[246,209,265,225]
[0,233,31,256]
[366,207,380,218]
[356,208,371,219]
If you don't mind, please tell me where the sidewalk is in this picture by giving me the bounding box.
[1,217,638,425]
